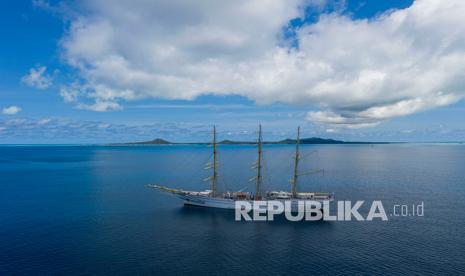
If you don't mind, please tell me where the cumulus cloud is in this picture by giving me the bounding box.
[2,106,21,115]
[21,66,53,89]
[57,0,465,126]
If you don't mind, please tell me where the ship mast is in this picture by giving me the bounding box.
[291,126,300,198]
[211,125,218,197]
[255,124,263,200]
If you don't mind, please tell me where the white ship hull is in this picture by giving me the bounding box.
[149,184,333,211]
[181,194,237,209]
[180,194,330,211]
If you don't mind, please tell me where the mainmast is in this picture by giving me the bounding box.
[291,126,300,198]
[211,125,218,197]
[255,124,263,200]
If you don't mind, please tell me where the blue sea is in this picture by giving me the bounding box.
[1,144,465,275]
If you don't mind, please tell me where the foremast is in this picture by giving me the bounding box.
[211,126,219,197]
[291,126,300,198]
[255,124,263,200]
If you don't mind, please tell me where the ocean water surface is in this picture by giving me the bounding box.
[1,144,465,275]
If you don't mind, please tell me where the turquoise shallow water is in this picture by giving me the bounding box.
[1,144,465,275]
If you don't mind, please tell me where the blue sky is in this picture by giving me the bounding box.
[1,0,464,143]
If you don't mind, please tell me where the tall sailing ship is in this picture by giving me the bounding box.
[149,125,333,209]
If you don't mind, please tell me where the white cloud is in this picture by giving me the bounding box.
[38,118,52,125]
[2,106,22,115]
[21,66,53,89]
[307,92,460,128]
[77,100,121,112]
[59,82,81,103]
[59,87,78,103]
[58,0,465,124]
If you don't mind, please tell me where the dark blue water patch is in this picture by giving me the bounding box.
[0,144,464,275]
[0,146,93,164]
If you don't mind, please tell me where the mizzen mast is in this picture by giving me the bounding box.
[291,126,300,198]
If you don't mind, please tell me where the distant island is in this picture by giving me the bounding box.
[128,138,172,145]
[117,137,389,145]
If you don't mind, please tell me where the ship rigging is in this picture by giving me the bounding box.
[149,125,333,209]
